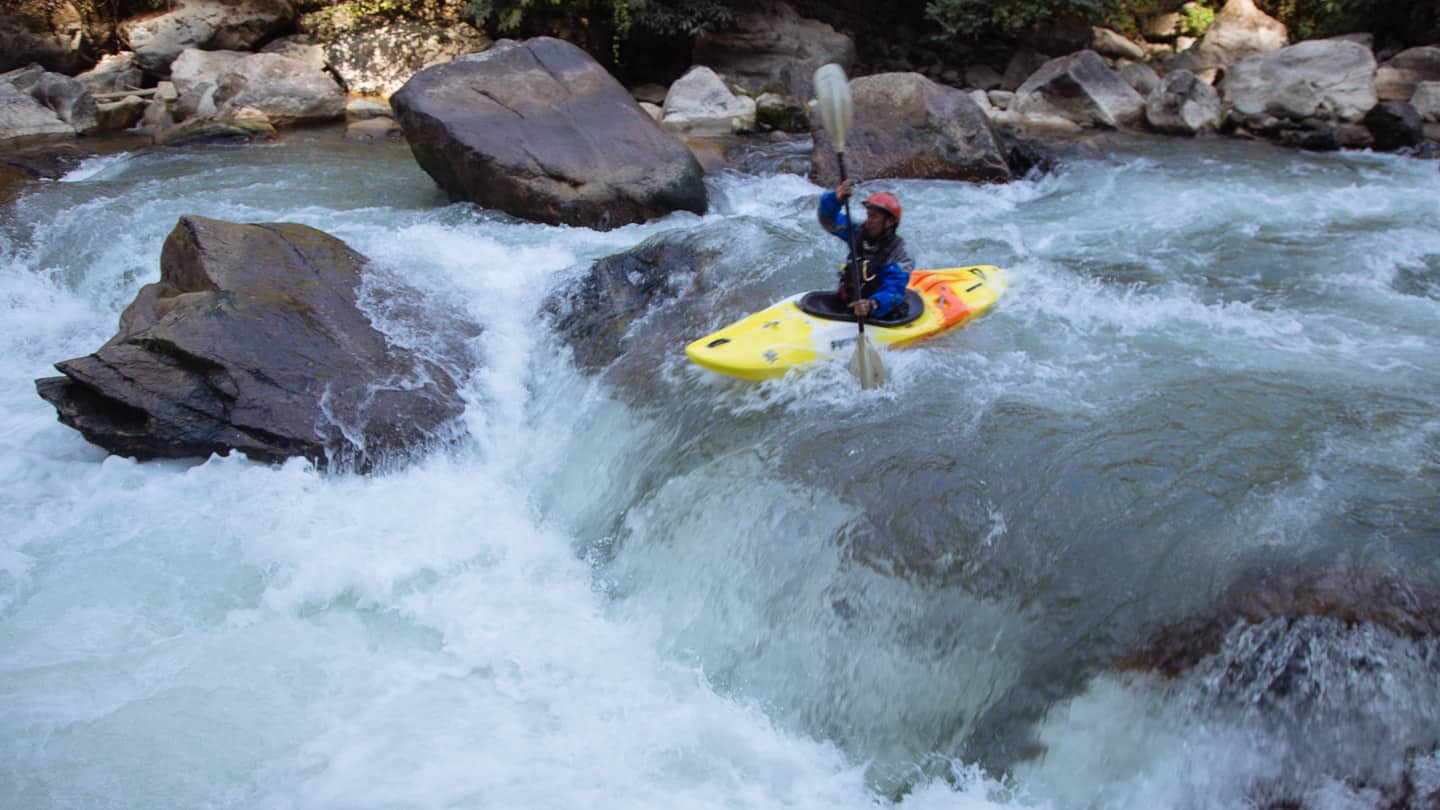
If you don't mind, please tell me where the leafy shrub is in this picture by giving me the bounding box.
[1178,2,1216,35]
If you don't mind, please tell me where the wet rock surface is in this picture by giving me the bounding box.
[391,37,708,230]
[36,215,472,470]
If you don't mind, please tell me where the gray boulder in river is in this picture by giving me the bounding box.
[809,71,1012,187]
[391,37,708,231]
[35,216,470,471]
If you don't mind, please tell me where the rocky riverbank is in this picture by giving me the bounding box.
[3,0,1437,190]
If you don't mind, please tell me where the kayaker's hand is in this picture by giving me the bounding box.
[849,298,875,317]
[836,180,854,203]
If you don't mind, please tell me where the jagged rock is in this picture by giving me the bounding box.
[1146,69,1221,134]
[544,231,721,373]
[76,52,146,96]
[0,81,73,146]
[1012,50,1146,129]
[809,71,1010,186]
[1221,39,1377,124]
[169,48,344,126]
[28,71,97,133]
[661,66,757,136]
[391,37,707,231]
[324,19,490,98]
[1162,0,1287,76]
[1365,101,1424,150]
[1376,46,1440,102]
[691,0,853,99]
[1120,62,1162,97]
[122,0,296,74]
[35,215,469,470]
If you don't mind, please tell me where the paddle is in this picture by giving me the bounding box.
[814,63,885,390]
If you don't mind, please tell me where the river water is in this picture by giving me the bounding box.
[3,129,1440,809]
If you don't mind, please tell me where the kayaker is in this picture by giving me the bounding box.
[817,180,914,319]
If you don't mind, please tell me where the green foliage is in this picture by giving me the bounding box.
[464,0,731,36]
[1178,2,1216,35]
[342,0,405,20]
[629,0,733,36]
[925,0,1121,38]
[1258,0,1440,42]
[922,0,1436,43]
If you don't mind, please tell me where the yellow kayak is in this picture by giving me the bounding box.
[685,265,1007,381]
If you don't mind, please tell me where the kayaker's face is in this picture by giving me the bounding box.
[862,206,892,240]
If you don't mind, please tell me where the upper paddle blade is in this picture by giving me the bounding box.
[813,63,853,153]
[848,334,886,390]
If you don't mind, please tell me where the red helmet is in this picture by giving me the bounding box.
[863,192,902,226]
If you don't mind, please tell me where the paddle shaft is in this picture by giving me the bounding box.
[837,153,866,337]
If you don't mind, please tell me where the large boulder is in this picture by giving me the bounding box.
[0,1,94,74]
[1011,50,1146,130]
[75,52,147,96]
[391,37,707,231]
[324,20,490,98]
[1221,39,1377,124]
[1163,0,1287,79]
[810,72,1011,186]
[660,65,757,136]
[28,71,97,132]
[691,0,853,99]
[0,81,74,146]
[122,0,296,74]
[1414,81,1440,122]
[169,48,344,126]
[1146,69,1222,134]
[1364,101,1424,150]
[1375,46,1440,102]
[35,215,469,471]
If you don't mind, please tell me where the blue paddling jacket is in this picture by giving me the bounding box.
[818,191,914,318]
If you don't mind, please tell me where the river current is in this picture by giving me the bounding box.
[3,129,1440,809]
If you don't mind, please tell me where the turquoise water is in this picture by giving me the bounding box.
[3,129,1440,809]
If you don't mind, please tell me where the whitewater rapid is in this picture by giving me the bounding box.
[3,130,1440,810]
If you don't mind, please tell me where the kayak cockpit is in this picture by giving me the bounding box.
[797,289,925,326]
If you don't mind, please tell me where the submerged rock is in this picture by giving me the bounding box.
[1120,562,1440,678]
[543,230,723,374]
[391,37,708,231]
[36,215,471,470]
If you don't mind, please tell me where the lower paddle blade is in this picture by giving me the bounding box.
[848,334,886,390]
